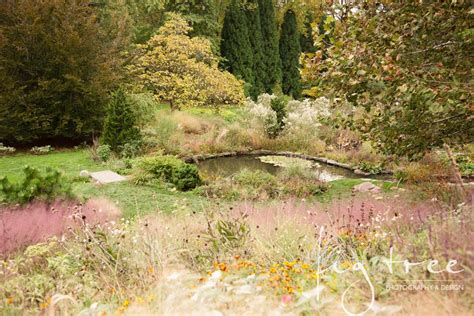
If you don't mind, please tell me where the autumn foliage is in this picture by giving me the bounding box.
[128,13,245,110]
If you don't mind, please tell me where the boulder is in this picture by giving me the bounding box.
[353,182,381,193]
[79,170,90,178]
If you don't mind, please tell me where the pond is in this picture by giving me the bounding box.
[196,155,365,182]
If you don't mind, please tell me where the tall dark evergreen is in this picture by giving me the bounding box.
[220,0,254,89]
[258,0,281,93]
[102,88,141,153]
[246,0,265,99]
[279,10,301,99]
[300,11,316,53]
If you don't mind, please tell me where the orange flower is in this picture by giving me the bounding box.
[6,297,13,305]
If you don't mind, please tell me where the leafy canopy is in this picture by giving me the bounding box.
[302,2,473,159]
[128,13,244,109]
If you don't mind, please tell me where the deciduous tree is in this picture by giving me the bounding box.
[129,13,244,109]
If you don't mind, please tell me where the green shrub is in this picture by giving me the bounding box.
[266,96,288,138]
[234,169,278,189]
[0,166,72,204]
[30,145,54,155]
[0,143,15,156]
[119,140,142,159]
[138,156,202,191]
[455,154,474,177]
[96,144,112,162]
[357,161,384,175]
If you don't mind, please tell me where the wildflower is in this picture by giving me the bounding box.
[283,261,296,269]
[39,297,51,310]
[281,294,292,304]
[6,297,13,305]
[122,299,130,308]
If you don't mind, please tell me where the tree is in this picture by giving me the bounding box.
[129,13,244,109]
[279,10,302,99]
[101,88,141,153]
[220,0,255,90]
[300,11,316,53]
[166,0,221,51]
[302,2,473,159]
[259,0,282,93]
[0,0,121,145]
[246,0,265,99]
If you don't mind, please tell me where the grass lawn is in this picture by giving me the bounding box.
[0,150,101,182]
[0,150,206,217]
[0,149,396,217]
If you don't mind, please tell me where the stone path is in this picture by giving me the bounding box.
[90,170,126,184]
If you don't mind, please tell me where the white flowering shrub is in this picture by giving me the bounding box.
[246,94,278,136]
[284,97,331,135]
[246,95,331,137]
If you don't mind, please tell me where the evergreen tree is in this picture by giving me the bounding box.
[246,0,265,99]
[300,11,316,53]
[258,0,281,93]
[102,88,141,153]
[166,0,221,51]
[0,0,120,144]
[220,0,254,89]
[279,10,301,99]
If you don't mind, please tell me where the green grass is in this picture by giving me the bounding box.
[0,150,206,217]
[316,178,397,202]
[0,150,101,182]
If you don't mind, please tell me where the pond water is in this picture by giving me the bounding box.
[196,155,363,182]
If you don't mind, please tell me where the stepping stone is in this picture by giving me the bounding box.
[90,170,126,184]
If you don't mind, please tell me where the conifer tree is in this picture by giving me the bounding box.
[102,88,141,153]
[220,0,254,89]
[246,0,265,99]
[258,0,281,93]
[279,10,301,98]
[300,11,316,53]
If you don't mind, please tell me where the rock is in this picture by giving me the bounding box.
[79,170,90,178]
[353,182,381,193]
[354,169,371,176]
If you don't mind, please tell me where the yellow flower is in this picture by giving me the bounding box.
[283,261,296,269]
[6,297,13,305]
[310,272,319,279]
[340,261,353,269]
[122,299,130,308]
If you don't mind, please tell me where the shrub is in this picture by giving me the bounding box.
[96,144,112,162]
[30,145,54,155]
[138,156,202,191]
[234,169,277,189]
[0,166,72,204]
[119,140,142,159]
[142,116,184,154]
[267,96,288,138]
[0,143,15,156]
[357,162,384,175]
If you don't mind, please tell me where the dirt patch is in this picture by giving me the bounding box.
[0,198,120,254]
